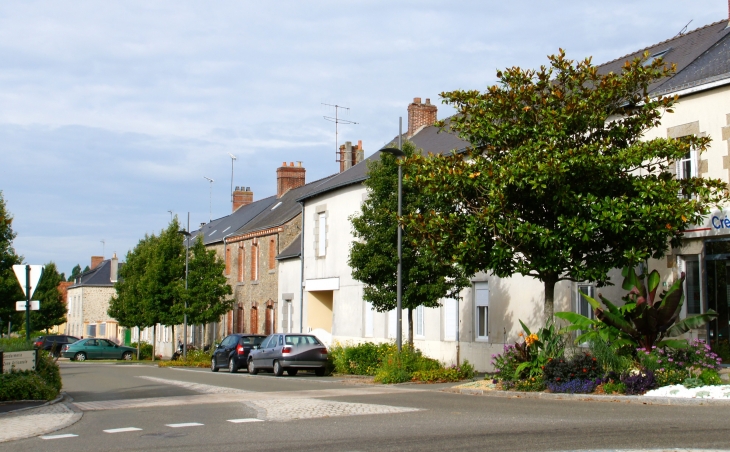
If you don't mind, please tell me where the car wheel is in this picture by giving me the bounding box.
[122,352,133,361]
[74,352,87,362]
[229,358,239,373]
[286,369,298,376]
[315,368,326,377]
[248,359,258,375]
[211,357,219,372]
[273,360,284,377]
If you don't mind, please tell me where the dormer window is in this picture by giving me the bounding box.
[643,48,671,66]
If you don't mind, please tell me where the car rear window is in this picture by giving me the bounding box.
[284,335,322,346]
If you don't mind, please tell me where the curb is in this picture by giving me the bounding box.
[0,393,83,444]
[0,393,65,416]
[443,387,730,406]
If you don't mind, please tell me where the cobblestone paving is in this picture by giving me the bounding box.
[0,401,81,443]
[245,397,420,422]
[136,376,250,394]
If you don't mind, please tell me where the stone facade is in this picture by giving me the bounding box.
[66,286,119,341]
[221,216,301,336]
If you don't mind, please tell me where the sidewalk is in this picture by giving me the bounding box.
[0,394,82,443]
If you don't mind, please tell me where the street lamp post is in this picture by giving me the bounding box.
[379,117,405,352]
[178,212,191,360]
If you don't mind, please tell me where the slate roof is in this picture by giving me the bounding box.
[276,234,301,260]
[230,173,337,238]
[296,121,469,203]
[68,259,121,288]
[190,195,278,245]
[596,19,730,94]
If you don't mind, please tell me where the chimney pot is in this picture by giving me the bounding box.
[413,97,421,104]
[289,162,294,167]
[407,95,438,138]
[277,162,306,198]
[358,140,362,150]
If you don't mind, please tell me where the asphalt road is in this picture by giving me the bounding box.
[4,362,729,451]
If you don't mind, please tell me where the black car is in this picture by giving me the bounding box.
[211,334,266,373]
[247,333,328,377]
[33,335,80,357]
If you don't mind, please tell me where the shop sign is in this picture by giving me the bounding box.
[683,209,730,238]
[0,350,37,373]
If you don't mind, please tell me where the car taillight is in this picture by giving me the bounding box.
[34,341,43,347]
[282,346,292,354]
[62,345,68,351]
[236,345,244,354]
[319,348,328,355]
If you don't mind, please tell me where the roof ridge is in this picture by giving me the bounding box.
[599,18,727,68]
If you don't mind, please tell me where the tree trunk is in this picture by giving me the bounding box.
[543,276,558,322]
[407,308,414,348]
[203,323,207,349]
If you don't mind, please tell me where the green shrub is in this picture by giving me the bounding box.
[699,369,722,386]
[512,378,546,392]
[0,352,61,401]
[654,368,688,387]
[329,341,396,376]
[603,381,626,394]
[0,338,34,352]
[543,353,602,384]
[129,342,153,360]
[411,360,476,383]
[589,339,633,374]
[373,346,442,384]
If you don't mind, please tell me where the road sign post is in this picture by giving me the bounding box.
[25,265,30,340]
[12,264,44,341]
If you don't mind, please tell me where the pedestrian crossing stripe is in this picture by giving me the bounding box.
[103,427,142,433]
[227,418,264,423]
[40,434,78,440]
[166,423,204,428]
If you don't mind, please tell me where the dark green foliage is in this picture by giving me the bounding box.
[602,381,626,394]
[67,264,82,282]
[329,342,395,376]
[406,51,729,319]
[181,236,233,325]
[0,337,34,352]
[349,140,469,345]
[698,369,722,386]
[30,262,67,332]
[129,342,153,360]
[588,339,633,374]
[0,191,23,335]
[0,352,61,401]
[543,353,602,384]
[373,346,442,384]
[411,361,476,383]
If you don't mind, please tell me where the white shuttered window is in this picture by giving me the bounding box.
[475,282,489,340]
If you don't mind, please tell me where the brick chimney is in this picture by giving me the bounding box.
[110,252,119,282]
[232,186,254,212]
[276,162,306,198]
[407,97,437,138]
[91,256,104,270]
[339,140,364,173]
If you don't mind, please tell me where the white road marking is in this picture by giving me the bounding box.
[103,427,142,433]
[40,434,78,440]
[166,423,204,428]
[227,418,264,423]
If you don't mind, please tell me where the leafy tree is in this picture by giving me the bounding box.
[181,236,233,328]
[0,191,23,335]
[349,141,469,346]
[67,264,82,282]
[30,262,67,332]
[406,50,729,319]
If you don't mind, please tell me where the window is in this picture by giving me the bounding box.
[683,257,702,315]
[86,324,97,337]
[643,48,671,66]
[365,301,374,337]
[676,137,697,199]
[251,242,258,281]
[576,284,595,319]
[238,245,244,282]
[443,298,457,341]
[415,305,425,338]
[318,212,326,256]
[475,282,489,340]
[269,238,276,270]
[99,323,106,337]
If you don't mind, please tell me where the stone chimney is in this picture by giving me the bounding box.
[110,252,119,283]
[276,161,306,198]
[232,186,254,212]
[91,256,104,270]
[339,140,364,173]
[407,97,437,138]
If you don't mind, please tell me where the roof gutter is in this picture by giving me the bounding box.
[655,74,730,99]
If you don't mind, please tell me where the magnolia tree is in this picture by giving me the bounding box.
[405,50,728,320]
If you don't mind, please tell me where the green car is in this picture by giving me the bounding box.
[61,338,136,361]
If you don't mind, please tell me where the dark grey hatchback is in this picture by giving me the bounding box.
[211,334,266,373]
[247,333,328,377]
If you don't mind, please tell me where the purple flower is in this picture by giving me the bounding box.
[657,359,662,364]
[668,358,673,362]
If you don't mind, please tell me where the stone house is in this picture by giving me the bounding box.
[66,254,123,342]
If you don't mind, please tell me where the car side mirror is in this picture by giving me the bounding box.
[253,345,259,349]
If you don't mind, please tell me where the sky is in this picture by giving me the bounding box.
[0,1,726,277]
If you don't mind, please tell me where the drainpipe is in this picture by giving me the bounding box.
[298,201,306,333]
[456,298,460,366]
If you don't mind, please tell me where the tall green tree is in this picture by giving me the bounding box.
[407,50,729,319]
[182,236,233,328]
[0,191,23,335]
[349,141,470,346]
[67,264,82,282]
[31,262,67,332]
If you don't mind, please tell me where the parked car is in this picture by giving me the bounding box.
[211,334,266,373]
[247,333,328,377]
[61,338,136,361]
[33,335,80,357]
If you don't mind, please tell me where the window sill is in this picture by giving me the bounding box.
[475,337,489,342]
[268,270,275,274]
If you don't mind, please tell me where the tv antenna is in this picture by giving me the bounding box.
[675,19,692,37]
[101,240,105,258]
[322,103,358,162]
